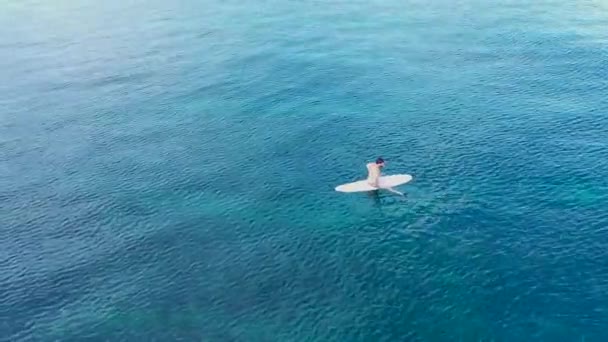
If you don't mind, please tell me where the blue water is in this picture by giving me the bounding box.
[2,0,608,340]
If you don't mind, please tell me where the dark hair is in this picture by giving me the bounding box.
[376,157,385,164]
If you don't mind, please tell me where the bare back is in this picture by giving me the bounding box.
[366,162,381,186]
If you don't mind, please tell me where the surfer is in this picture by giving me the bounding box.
[335,157,409,196]
[366,157,404,196]
[366,157,385,187]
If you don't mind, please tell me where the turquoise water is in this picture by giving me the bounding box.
[2,0,608,340]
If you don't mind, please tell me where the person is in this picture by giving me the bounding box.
[366,157,385,187]
[366,157,404,196]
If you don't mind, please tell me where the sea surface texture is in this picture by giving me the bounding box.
[2,0,608,340]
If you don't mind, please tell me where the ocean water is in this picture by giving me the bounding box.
[2,0,608,340]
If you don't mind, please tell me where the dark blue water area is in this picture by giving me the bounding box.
[2,0,608,340]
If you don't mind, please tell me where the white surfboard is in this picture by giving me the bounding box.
[335,174,413,193]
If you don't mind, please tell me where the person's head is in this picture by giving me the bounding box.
[375,157,385,167]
